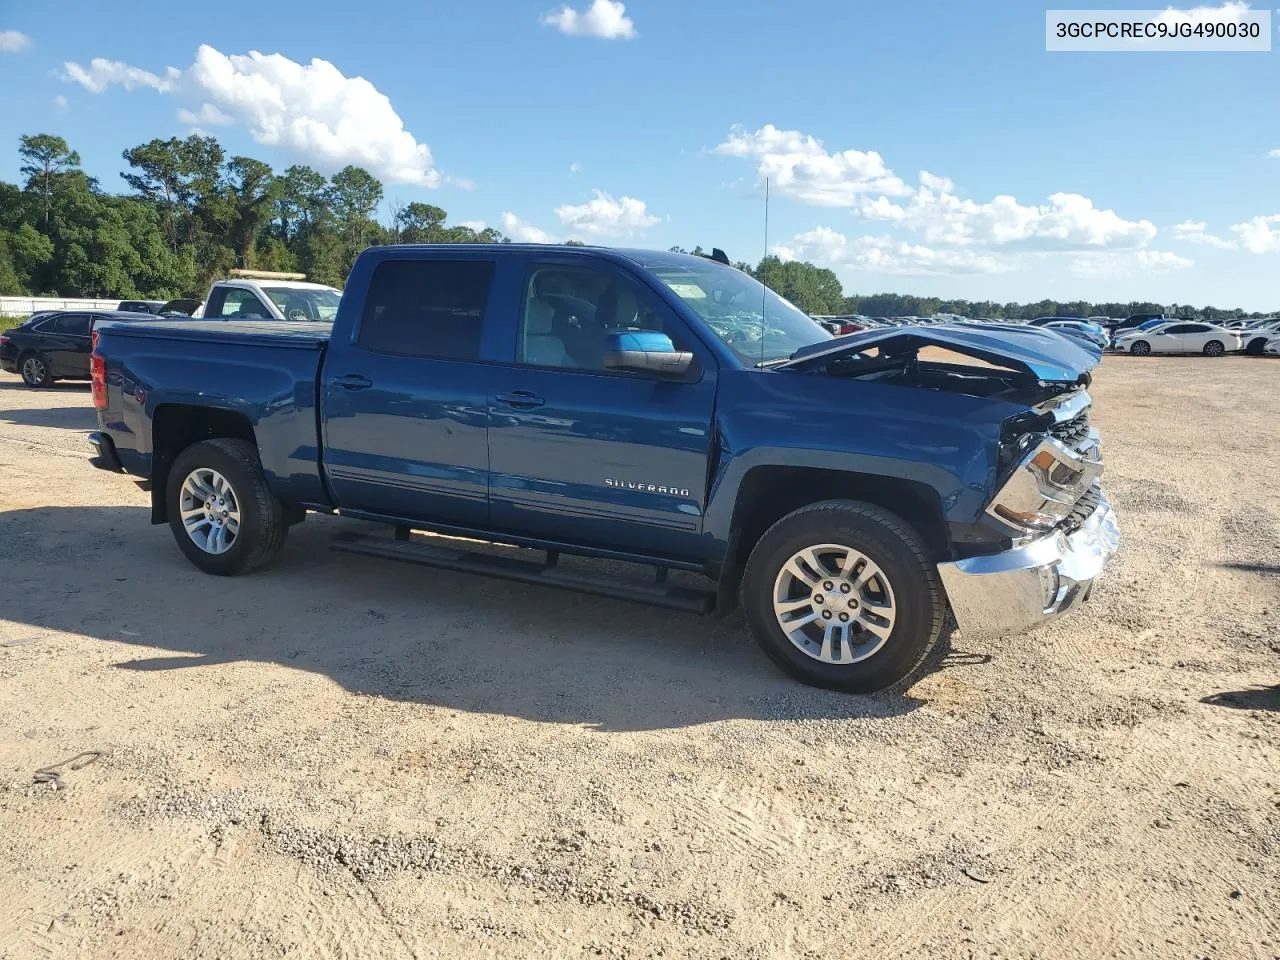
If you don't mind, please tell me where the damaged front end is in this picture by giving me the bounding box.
[778,323,1120,641]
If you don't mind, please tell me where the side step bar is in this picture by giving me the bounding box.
[330,531,715,614]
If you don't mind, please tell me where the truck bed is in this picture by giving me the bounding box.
[96,319,332,349]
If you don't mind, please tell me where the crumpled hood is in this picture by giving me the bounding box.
[777,322,1103,385]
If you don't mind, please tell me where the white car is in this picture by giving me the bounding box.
[195,271,342,323]
[1112,321,1243,357]
[1264,335,1280,357]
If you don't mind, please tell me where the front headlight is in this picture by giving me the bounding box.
[987,437,1104,533]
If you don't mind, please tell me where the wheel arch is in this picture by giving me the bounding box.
[150,404,257,524]
[713,464,949,616]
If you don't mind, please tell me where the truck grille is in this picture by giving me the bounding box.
[1050,411,1091,450]
[1059,483,1103,535]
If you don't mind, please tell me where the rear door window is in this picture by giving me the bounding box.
[358,259,496,360]
[54,314,92,336]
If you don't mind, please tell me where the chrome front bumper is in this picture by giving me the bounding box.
[937,491,1120,642]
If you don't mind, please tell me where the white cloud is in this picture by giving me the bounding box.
[919,170,953,193]
[1230,214,1280,253]
[569,161,584,175]
[501,212,560,244]
[554,190,659,237]
[712,124,911,207]
[1171,220,1236,249]
[1152,0,1250,29]
[541,0,636,38]
[774,227,1010,276]
[458,220,487,232]
[1069,250,1193,279]
[177,102,234,126]
[52,94,67,112]
[0,30,31,52]
[859,187,1156,250]
[61,45,444,186]
[61,57,179,93]
[1268,148,1280,159]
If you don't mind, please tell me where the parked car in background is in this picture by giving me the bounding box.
[1044,320,1110,350]
[1240,318,1280,356]
[195,271,341,323]
[1121,312,1167,329]
[1264,335,1280,357]
[1111,321,1242,356]
[1,310,165,387]
[117,299,167,314]
[812,315,870,336]
[160,298,202,317]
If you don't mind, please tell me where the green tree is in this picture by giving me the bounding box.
[19,134,80,226]
[327,165,383,253]
[395,202,447,243]
[223,156,278,268]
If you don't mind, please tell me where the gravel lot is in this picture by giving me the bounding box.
[0,357,1277,959]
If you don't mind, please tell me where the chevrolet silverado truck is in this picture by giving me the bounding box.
[87,245,1119,692]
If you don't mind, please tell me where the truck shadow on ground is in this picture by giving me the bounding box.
[0,504,977,731]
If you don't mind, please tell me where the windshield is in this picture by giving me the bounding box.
[261,286,342,322]
[649,263,831,364]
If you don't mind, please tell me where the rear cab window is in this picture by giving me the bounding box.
[358,259,496,360]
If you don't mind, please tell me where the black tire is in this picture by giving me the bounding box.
[1245,337,1267,356]
[1129,340,1151,356]
[740,500,945,693]
[1203,340,1225,357]
[19,352,52,387]
[166,438,287,575]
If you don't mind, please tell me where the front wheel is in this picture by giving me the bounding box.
[20,353,52,387]
[1129,340,1151,356]
[741,500,945,693]
[166,438,288,575]
[1203,340,1225,357]
[1245,338,1267,356]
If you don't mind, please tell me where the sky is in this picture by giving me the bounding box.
[0,0,1277,308]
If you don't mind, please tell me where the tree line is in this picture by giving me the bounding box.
[0,132,1270,324]
[0,132,505,300]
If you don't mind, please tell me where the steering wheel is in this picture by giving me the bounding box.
[286,308,308,321]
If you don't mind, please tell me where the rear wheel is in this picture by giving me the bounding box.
[1203,340,1225,357]
[741,500,945,693]
[19,353,52,387]
[166,438,287,575]
[1130,340,1151,356]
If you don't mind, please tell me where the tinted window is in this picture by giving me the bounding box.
[359,260,495,360]
[53,314,92,336]
[516,263,690,372]
[1164,324,1193,334]
[1185,324,1210,333]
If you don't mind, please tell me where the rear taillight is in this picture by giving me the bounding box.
[90,331,107,410]
[0,334,10,345]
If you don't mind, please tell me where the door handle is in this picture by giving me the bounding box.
[496,390,545,409]
[336,374,373,390]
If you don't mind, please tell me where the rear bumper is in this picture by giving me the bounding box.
[88,431,125,472]
[938,490,1119,642]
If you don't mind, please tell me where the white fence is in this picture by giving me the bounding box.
[0,296,132,317]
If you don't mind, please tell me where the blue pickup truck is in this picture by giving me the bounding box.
[88,244,1119,692]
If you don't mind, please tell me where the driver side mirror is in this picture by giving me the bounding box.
[1156,330,1167,335]
[603,330,693,378]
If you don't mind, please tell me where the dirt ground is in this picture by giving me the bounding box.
[0,356,1277,960]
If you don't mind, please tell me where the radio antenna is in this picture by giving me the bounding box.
[761,176,769,368]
